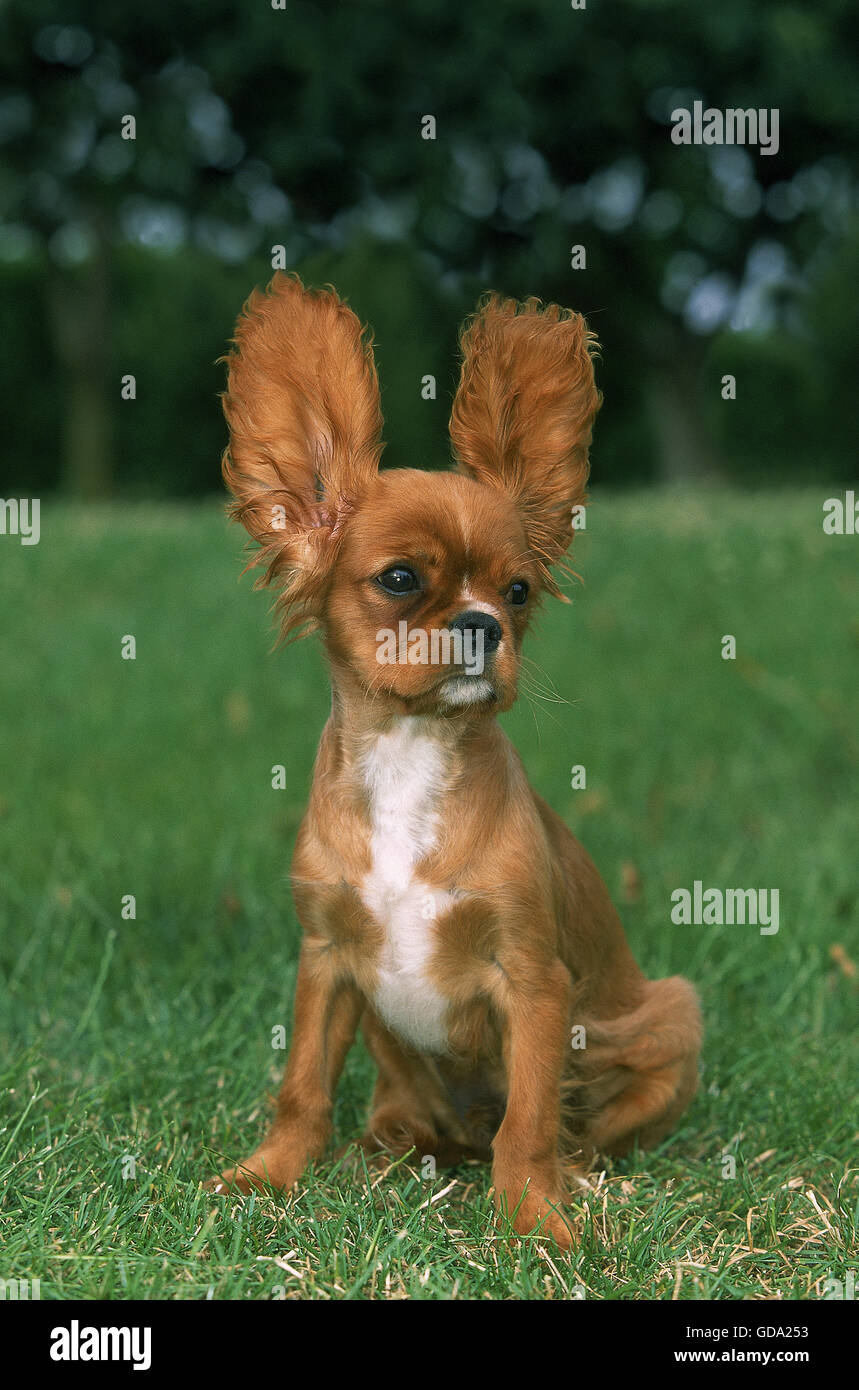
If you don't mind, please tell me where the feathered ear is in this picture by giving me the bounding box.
[449,294,601,596]
[221,272,383,638]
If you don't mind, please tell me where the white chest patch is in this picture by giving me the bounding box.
[360,720,452,1053]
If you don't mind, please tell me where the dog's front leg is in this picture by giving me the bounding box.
[210,941,361,1195]
[491,955,575,1248]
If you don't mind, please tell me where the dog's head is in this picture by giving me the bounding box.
[222,275,600,716]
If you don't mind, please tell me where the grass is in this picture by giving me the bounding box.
[0,488,856,1300]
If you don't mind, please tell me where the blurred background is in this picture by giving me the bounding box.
[1,0,857,500]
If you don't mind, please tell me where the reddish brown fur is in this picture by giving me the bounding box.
[451,294,601,597]
[209,274,702,1249]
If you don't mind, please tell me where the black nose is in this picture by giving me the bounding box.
[448,609,502,655]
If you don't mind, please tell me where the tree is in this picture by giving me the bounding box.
[1,0,856,493]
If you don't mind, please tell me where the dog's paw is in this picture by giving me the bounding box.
[204,1148,300,1197]
[492,1169,575,1250]
[513,1192,575,1250]
[204,1167,264,1197]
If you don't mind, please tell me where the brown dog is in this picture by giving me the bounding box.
[210,274,702,1248]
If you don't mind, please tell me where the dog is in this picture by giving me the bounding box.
[209,274,702,1248]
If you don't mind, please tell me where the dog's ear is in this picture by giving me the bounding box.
[449,295,600,595]
[222,273,383,636]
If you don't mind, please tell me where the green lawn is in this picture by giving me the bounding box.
[0,490,856,1300]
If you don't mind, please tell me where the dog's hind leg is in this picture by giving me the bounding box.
[358,1010,478,1163]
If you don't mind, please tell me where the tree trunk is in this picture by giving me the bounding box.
[47,214,114,498]
[648,357,725,484]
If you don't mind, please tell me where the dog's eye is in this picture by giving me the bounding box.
[377,566,419,595]
[507,581,529,606]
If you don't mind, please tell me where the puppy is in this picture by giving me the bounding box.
[210,274,702,1248]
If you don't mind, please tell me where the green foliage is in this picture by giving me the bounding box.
[0,1,857,491]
